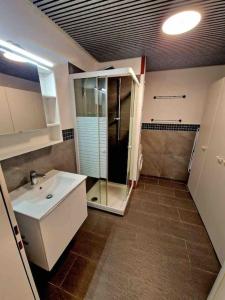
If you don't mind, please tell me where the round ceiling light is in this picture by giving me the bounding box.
[162,10,201,35]
[3,51,28,63]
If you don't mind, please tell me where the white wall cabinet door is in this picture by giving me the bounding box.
[5,87,46,132]
[0,189,35,300]
[188,79,224,199]
[0,86,14,135]
[195,79,225,264]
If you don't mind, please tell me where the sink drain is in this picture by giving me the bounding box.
[91,197,98,202]
[46,194,53,199]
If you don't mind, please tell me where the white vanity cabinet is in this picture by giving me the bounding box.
[11,171,87,271]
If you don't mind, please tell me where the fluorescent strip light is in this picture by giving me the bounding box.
[0,40,54,68]
[3,51,28,63]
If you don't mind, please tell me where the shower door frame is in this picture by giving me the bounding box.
[70,68,140,215]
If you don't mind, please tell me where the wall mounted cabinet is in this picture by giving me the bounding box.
[5,87,46,133]
[0,69,63,161]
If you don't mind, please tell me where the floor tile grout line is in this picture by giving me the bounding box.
[135,197,198,211]
[135,187,193,201]
[191,266,219,276]
[124,220,190,247]
[140,178,188,191]
[128,203,201,225]
[49,282,79,299]
[69,250,99,265]
[133,196,195,213]
[177,207,182,223]
[180,220,204,228]
[185,240,191,264]
[126,217,210,248]
[141,183,188,193]
[128,206,183,222]
[58,255,79,288]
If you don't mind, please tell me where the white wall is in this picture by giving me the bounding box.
[142,65,225,124]
[0,0,97,71]
[97,57,142,75]
[54,64,74,129]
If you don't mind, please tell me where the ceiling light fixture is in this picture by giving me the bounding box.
[162,10,201,35]
[0,39,54,68]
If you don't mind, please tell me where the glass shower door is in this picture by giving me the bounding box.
[74,77,107,205]
[107,76,133,205]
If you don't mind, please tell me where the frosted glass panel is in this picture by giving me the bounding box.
[74,77,108,205]
[76,117,107,178]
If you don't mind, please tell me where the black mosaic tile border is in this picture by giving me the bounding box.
[142,123,200,132]
[62,128,74,141]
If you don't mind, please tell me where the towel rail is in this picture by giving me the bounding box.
[150,119,182,123]
[153,95,186,99]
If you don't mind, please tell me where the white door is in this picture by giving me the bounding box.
[188,79,224,199]
[0,188,35,300]
[195,79,225,263]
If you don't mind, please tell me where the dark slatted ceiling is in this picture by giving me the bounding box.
[32,0,225,71]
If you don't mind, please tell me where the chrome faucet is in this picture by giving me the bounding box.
[30,170,45,185]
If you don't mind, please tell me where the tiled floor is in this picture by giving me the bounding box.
[31,176,220,300]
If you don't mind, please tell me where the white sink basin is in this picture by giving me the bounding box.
[11,170,87,271]
[11,170,86,220]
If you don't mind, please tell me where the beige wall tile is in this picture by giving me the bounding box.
[161,154,190,181]
[142,130,166,154]
[164,131,195,156]
[141,152,163,177]
[141,130,195,181]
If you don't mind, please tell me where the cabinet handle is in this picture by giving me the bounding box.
[201,146,208,151]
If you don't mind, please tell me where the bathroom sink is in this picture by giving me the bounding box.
[11,170,86,220]
[11,170,87,270]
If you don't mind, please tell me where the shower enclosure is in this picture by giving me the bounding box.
[70,68,139,215]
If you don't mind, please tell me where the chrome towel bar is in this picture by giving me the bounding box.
[150,119,182,123]
[153,95,186,99]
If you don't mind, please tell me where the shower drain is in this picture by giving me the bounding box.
[91,197,98,202]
